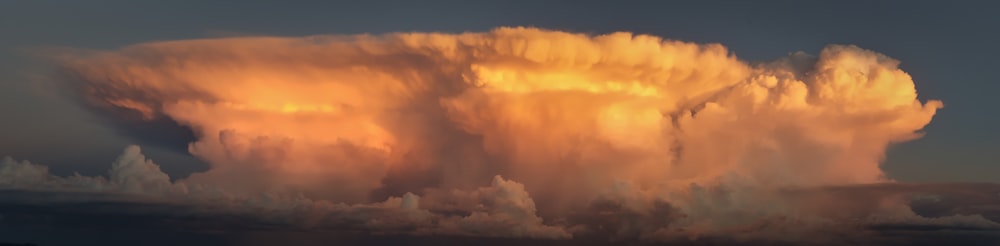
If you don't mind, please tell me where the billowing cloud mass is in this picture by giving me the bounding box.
[5,27,991,244]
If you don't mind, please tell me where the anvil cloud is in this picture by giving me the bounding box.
[2,27,980,244]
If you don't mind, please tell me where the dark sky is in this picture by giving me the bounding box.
[0,0,997,182]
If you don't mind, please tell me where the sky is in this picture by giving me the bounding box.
[0,1,998,245]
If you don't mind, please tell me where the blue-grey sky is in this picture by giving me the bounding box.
[0,0,997,182]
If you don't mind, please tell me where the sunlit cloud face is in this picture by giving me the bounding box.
[15,27,959,242]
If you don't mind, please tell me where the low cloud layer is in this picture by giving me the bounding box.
[1,147,570,239]
[3,147,999,245]
[2,27,989,244]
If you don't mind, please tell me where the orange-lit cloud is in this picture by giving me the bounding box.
[35,27,950,240]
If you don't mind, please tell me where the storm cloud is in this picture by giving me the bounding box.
[3,27,992,245]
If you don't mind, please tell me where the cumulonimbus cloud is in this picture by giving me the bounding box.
[3,27,977,243]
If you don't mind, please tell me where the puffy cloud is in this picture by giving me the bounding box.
[11,27,968,243]
[3,146,1000,245]
[0,156,52,188]
[429,175,571,239]
[0,146,567,239]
